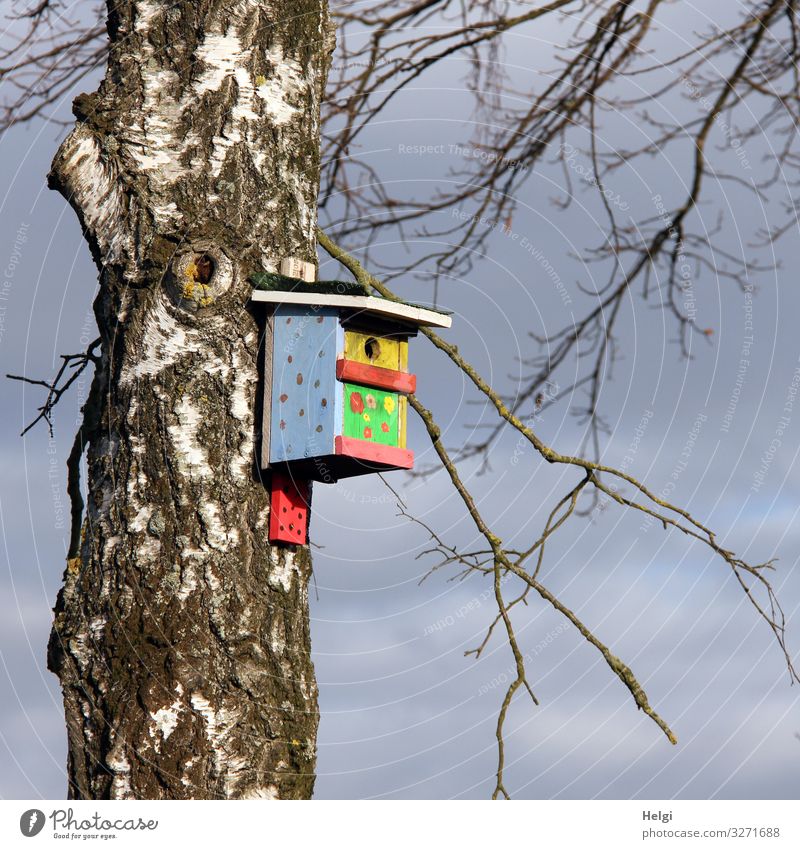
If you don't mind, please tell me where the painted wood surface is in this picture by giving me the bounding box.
[399,396,407,449]
[343,328,405,369]
[269,305,341,464]
[269,471,310,545]
[341,382,400,447]
[334,436,414,469]
[260,312,274,469]
[335,358,416,394]
[251,289,453,328]
[264,304,416,475]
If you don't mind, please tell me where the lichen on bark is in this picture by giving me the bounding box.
[47,0,334,799]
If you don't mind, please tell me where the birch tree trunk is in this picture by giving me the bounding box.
[46,0,333,800]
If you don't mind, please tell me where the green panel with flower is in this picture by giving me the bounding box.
[342,383,400,447]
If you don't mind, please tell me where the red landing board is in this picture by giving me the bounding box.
[336,358,417,394]
[334,436,414,470]
[269,471,310,545]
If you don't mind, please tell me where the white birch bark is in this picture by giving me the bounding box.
[47,0,334,799]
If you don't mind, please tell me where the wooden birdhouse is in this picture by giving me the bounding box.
[251,261,451,544]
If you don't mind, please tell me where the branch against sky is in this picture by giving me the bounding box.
[0,1,106,130]
[319,227,798,799]
[321,0,799,467]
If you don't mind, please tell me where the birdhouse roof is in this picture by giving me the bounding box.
[250,272,452,329]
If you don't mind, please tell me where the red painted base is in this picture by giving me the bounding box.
[269,471,310,545]
[334,436,414,469]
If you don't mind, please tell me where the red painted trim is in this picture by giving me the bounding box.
[335,436,414,470]
[336,358,416,394]
[269,471,310,545]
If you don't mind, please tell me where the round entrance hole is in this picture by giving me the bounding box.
[364,337,381,361]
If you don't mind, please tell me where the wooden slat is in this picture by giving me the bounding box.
[334,436,414,470]
[336,358,416,393]
[398,395,407,449]
[251,289,452,329]
[260,312,274,469]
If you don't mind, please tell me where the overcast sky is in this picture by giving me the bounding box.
[1,1,799,800]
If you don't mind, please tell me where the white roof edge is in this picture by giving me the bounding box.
[251,289,452,329]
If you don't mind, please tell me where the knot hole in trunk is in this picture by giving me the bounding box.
[168,248,234,313]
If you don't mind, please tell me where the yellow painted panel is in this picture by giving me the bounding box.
[398,396,407,448]
[344,329,407,371]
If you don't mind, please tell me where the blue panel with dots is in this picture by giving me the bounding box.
[269,305,341,464]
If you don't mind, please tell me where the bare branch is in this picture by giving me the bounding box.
[7,337,101,437]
